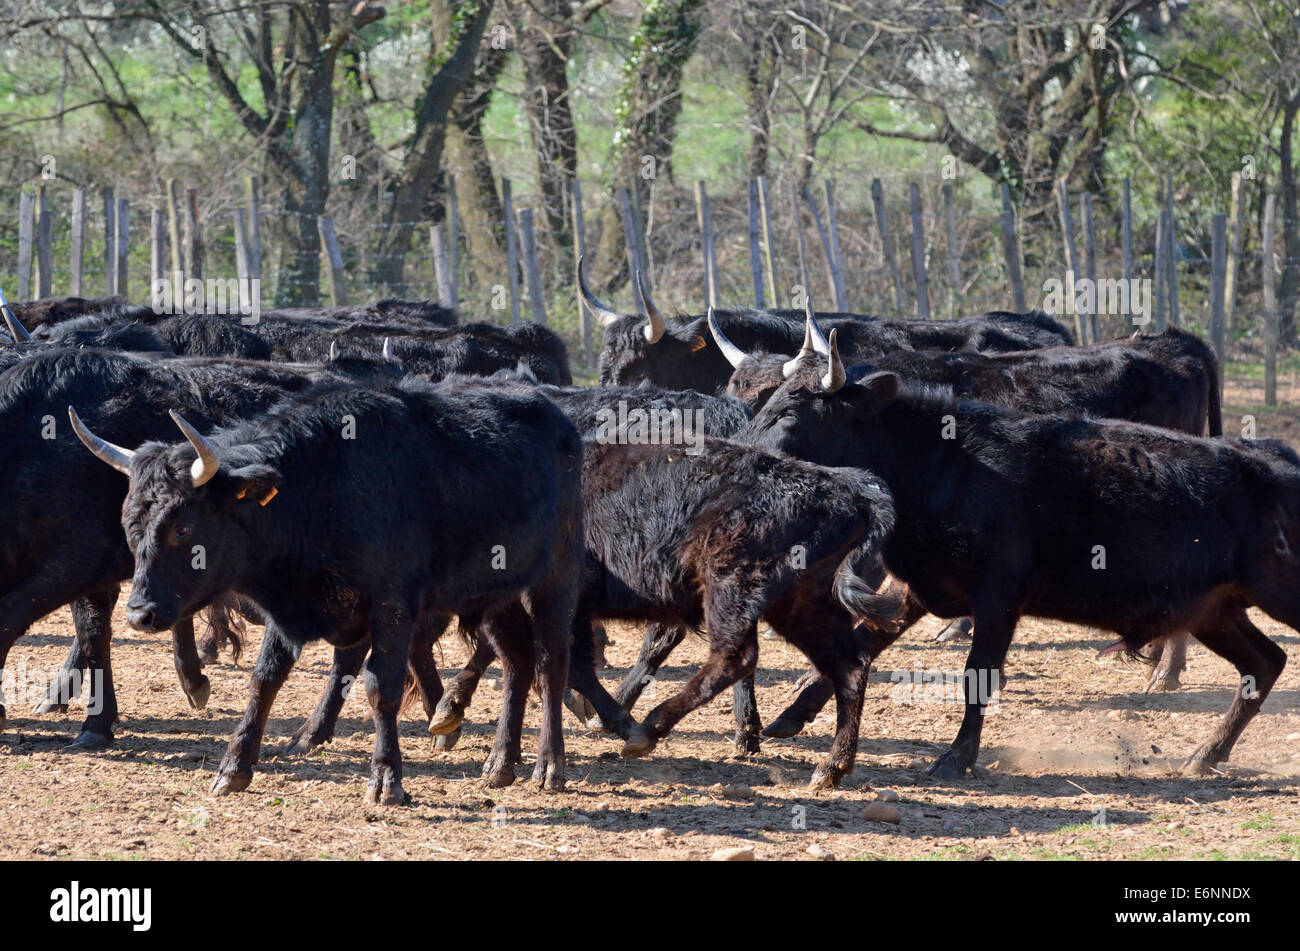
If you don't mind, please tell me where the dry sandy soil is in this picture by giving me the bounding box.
[1,372,1298,861]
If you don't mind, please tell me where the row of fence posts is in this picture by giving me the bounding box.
[8,171,1284,404]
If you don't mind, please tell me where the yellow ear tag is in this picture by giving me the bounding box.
[235,486,248,500]
[259,487,278,506]
[690,335,707,352]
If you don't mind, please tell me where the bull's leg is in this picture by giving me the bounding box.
[763,675,833,738]
[928,603,1018,780]
[430,637,493,737]
[731,674,762,753]
[625,591,761,757]
[170,615,211,710]
[612,623,687,711]
[479,608,533,789]
[362,609,413,806]
[766,596,927,738]
[526,576,578,792]
[211,622,299,796]
[1181,607,1287,776]
[804,641,871,789]
[403,613,448,725]
[1145,633,1189,693]
[564,609,646,745]
[284,642,368,756]
[64,587,121,750]
[34,636,86,714]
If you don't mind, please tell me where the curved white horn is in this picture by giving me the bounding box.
[68,406,135,475]
[0,287,33,343]
[805,298,831,355]
[821,328,845,392]
[634,270,665,344]
[328,340,338,361]
[782,317,818,378]
[577,255,622,328]
[169,410,221,487]
[707,307,746,369]
[382,337,394,362]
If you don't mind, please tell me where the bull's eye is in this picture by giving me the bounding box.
[169,523,193,545]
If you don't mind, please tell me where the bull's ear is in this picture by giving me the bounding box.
[228,464,282,507]
[859,371,900,405]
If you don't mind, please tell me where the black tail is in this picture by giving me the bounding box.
[832,471,904,625]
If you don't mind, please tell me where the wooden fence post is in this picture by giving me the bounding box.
[908,183,931,319]
[748,179,765,308]
[1164,174,1180,327]
[102,186,115,296]
[446,172,459,309]
[570,177,592,367]
[317,215,348,306]
[824,180,848,311]
[115,198,129,300]
[167,178,185,278]
[70,188,86,296]
[803,185,839,309]
[872,177,905,315]
[233,209,250,286]
[186,188,203,281]
[942,182,961,318]
[1056,178,1085,343]
[430,225,452,306]
[999,184,1026,312]
[519,207,547,324]
[1263,193,1278,407]
[1081,193,1098,342]
[1153,209,1168,331]
[757,176,778,305]
[502,178,521,325]
[1209,212,1227,400]
[35,188,53,299]
[1121,177,1134,332]
[17,191,34,299]
[695,181,717,307]
[245,176,262,282]
[1225,171,1243,334]
[151,208,165,290]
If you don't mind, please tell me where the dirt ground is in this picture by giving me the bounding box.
[1,370,1298,861]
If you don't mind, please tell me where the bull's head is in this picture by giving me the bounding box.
[712,302,834,411]
[68,407,280,632]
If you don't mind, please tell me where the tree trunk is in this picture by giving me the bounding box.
[743,8,778,180]
[1279,93,1300,343]
[370,0,493,293]
[592,0,706,292]
[510,0,578,273]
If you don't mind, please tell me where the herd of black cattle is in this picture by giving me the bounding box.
[0,259,1293,805]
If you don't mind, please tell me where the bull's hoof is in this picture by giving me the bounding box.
[532,756,566,792]
[183,676,211,711]
[619,726,656,758]
[427,703,465,736]
[483,752,517,788]
[734,730,761,754]
[762,711,808,739]
[283,726,328,757]
[808,764,842,790]
[1180,749,1217,777]
[432,726,463,751]
[32,698,69,715]
[210,766,252,796]
[926,751,970,780]
[563,688,598,726]
[365,769,409,805]
[62,729,114,752]
[197,643,219,666]
[1144,669,1182,694]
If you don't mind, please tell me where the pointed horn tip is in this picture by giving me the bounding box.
[170,410,221,487]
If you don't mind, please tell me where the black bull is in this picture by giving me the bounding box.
[744,347,1293,779]
[72,377,585,801]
